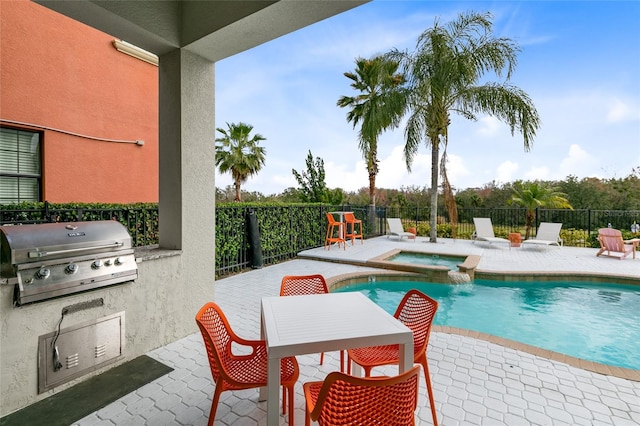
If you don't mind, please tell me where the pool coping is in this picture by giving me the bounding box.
[474,269,640,287]
[435,326,640,382]
[326,270,640,382]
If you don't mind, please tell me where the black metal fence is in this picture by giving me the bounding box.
[391,207,640,245]
[2,203,638,277]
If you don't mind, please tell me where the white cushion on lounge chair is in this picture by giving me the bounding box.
[522,222,563,247]
[472,218,510,246]
[386,218,416,241]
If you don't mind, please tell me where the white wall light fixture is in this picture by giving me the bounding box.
[113,40,158,66]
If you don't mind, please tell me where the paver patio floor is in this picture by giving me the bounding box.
[77,236,640,425]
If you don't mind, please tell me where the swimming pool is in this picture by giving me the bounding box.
[334,278,640,371]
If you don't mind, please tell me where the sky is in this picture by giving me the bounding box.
[214,0,640,196]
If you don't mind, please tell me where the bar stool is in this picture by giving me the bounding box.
[325,213,345,250]
[344,212,363,245]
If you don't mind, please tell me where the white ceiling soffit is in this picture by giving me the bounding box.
[33,0,369,62]
[184,0,369,62]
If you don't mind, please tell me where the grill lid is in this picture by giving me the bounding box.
[1,221,137,305]
[1,221,133,268]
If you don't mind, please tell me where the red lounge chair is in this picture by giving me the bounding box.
[597,228,639,259]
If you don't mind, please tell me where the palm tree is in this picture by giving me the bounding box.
[510,181,573,239]
[337,56,406,206]
[388,11,541,242]
[215,122,266,202]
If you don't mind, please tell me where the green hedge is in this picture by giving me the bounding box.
[0,201,159,246]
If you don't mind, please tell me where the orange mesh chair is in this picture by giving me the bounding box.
[347,289,439,426]
[597,228,639,259]
[303,365,421,426]
[280,274,344,372]
[344,212,363,245]
[325,213,346,250]
[195,302,299,426]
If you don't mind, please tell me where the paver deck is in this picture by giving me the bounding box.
[76,236,639,425]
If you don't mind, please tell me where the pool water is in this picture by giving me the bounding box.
[334,279,640,370]
[387,252,464,269]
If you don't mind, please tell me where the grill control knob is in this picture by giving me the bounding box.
[104,259,113,266]
[65,264,79,274]
[35,268,51,280]
[114,257,124,266]
[91,260,104,269]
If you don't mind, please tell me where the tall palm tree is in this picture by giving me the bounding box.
[337,56,406,206]
[388,11,541,242]
[215,122,266,202]
[510,181,573,239]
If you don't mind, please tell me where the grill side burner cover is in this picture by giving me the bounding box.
[1,221,138,305]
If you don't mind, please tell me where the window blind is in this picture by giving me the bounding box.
[0,127,41,203]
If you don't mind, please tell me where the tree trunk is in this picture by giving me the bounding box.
[234,180,242,202]
[525,210,535,239]
[429,138,439,243]
[368,147,378,207]
[368,171,376,207]
[441,149,457,239]
[442,171,457,239]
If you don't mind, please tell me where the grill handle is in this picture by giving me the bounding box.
[28,242,124,258]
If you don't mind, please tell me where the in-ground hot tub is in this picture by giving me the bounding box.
[366,249,480,283]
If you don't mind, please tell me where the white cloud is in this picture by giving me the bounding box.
[558,144,597,177]
[475,116,503,138]
[272,173,297,191]
[496,161,519,183]
[524,166,550,181]
[606,98,640,123]
[442,153,471,188]
[324,159,367,192]
[377,145,431,190]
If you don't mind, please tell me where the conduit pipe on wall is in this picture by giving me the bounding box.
[0,119,144,146]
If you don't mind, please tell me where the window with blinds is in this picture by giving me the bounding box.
[0,127,42,203]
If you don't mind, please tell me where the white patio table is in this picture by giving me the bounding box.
[260,291,414,425]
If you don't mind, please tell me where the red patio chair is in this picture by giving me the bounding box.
[195,302,299,425]
[344,212,363,245]
[325,212,346,250]
[280,274,344,372]
[347,289,439,425]
[303,365,421,426]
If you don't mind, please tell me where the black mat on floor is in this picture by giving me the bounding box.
[0,355,173,426]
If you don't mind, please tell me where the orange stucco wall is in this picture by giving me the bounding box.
[0,0,159,203]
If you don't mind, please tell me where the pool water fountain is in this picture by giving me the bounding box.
[449,272,472,284]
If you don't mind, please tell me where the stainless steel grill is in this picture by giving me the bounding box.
[1,221,137,305]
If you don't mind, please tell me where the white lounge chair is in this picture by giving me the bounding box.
[386,218,416,241]
[522,222,563,247]
[472,218,510,247]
